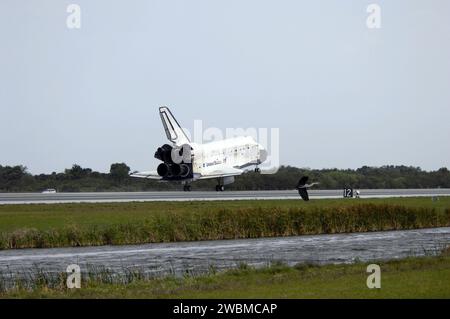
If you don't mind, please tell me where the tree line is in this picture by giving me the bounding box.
[0,163,449,192]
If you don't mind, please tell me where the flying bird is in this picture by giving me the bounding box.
[296,176,319,201]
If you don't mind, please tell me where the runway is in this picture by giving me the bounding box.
[1,227,449,280]
[0,188,449,204]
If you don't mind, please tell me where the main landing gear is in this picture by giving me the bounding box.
[215,177,225,191]
[183,184,192,191]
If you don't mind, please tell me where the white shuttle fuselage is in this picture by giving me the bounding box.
[131,107,267,191]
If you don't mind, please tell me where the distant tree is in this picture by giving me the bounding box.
[110,163,130,181]
[65,164,92,179]
[1,165,27,181]
[0,165,30,191]
[1,163,450,192]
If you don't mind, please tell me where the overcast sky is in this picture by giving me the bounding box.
[1,0,449,174]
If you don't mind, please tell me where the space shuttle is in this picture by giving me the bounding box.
[130,106,268,191]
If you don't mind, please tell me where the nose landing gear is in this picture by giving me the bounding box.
[183,184,191,191]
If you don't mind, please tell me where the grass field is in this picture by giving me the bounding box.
[0,197,449,249]
[1,197,449,232]
[2,255,450,298]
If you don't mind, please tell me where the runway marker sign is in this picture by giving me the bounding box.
[343,188,353,198]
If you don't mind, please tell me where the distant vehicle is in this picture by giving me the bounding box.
[130,106,268,192]
[41,189,57,194]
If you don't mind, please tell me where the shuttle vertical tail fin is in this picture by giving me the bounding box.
[159,106,191,146]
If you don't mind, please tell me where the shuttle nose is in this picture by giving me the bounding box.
[258,145,268,163]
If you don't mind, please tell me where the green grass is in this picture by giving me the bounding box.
[1,197,449,232]
[0,197,449,249]
[3,256,450,298]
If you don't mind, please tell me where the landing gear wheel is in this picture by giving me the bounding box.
[215,185,220,192]
[255,167,261,173]
[183,185,192,192]
[215,185,224,192]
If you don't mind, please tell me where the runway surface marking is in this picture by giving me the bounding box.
[1,189,449,204]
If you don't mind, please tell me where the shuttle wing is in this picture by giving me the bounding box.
[198,166,244,179]
[130,167,243,181]
[129,171,162,180]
